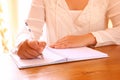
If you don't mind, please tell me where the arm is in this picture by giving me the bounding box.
[15,0,46,59]
[16,0,45,47]
[91,0,120,47]
[26,0,45,39]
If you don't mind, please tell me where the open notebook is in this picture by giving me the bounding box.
[11,47,108,69]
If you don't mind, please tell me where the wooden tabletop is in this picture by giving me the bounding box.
[0,45,120,80]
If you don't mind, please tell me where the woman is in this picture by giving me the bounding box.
[16,0,120,59]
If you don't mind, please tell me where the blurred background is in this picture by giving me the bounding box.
[0,0,32,54]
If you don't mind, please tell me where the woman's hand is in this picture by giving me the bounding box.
[17,40,46,59]
[50,33,96,49]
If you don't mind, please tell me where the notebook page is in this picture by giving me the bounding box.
[47,47,108,61]
[11,48,66,69]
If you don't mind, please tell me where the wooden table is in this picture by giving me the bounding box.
[0,45,120,80]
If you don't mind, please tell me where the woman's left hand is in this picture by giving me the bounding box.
[50,33,97,49]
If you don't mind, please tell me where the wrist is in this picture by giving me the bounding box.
[87,33,97,47]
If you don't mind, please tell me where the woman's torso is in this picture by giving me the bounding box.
[44,0,109,45]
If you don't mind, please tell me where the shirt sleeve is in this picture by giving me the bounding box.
[92,0,120,47]
[16,0,45,47]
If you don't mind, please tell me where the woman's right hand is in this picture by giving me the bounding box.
[17,40,46,59]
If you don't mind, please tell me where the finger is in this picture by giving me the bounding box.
[17,50,26,59]
[50,42,63,48]
[28,40,46,50]
[38,41,46,47]
[28,41,46,57]
[26,48,42,56]
[50,40,65,48]
[27,40,40,50]
[21,52,34,59]
[54,45,67,49]
[35,41,46,53]
[51,42,69,49]
[22,49,42,59]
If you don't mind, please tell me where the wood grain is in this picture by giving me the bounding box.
[0,45,120,80]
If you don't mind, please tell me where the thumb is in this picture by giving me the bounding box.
[38,41,46,48]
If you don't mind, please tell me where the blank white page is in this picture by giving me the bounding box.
[47,47,109,61]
